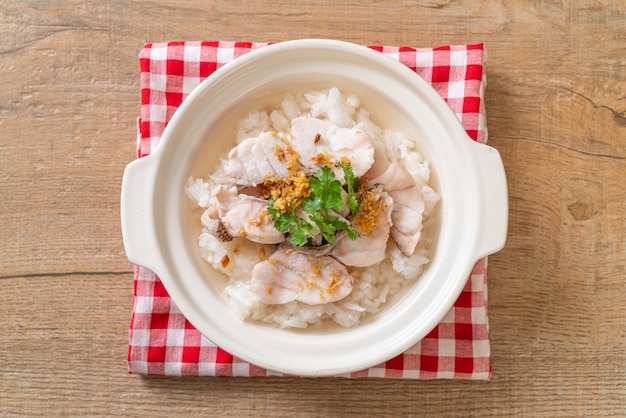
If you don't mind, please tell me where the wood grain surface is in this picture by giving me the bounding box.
[1,1,625,416]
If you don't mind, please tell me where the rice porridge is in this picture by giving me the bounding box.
[186,87,439,329]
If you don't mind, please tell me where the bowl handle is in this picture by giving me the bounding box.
[120,155,164,275]
[468,140,509,259]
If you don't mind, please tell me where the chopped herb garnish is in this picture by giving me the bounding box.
[267,164,361,247]
[338,160,360,216]
[267,202,315,246]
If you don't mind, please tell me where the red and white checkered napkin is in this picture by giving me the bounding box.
[129,41,491,379]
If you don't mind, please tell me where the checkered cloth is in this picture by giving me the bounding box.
[128,41,491,379]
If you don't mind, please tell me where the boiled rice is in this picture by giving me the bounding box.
[186,87,439,329]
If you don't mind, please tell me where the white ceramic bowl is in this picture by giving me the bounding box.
[121,39,508,376]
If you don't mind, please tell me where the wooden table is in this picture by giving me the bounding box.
[2,1,625,416]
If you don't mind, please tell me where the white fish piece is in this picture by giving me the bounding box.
[330,190,394,267]
[366,157,425,256]
[198,232,275,280]
[202,185,285,244]
[223,131,294,186]
[250,246,354,305]
[290,116,375,181]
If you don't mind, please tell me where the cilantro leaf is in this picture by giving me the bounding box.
[338,161,359,215]
[267,164,362,246]
[267,201,297,233]
[346,225,360,240]
[303,166,344,214]
[330,217,350,231]
[330,217,360,241]
[268,200,316,246]
[289,219,314,246]
[309,211,338,244]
